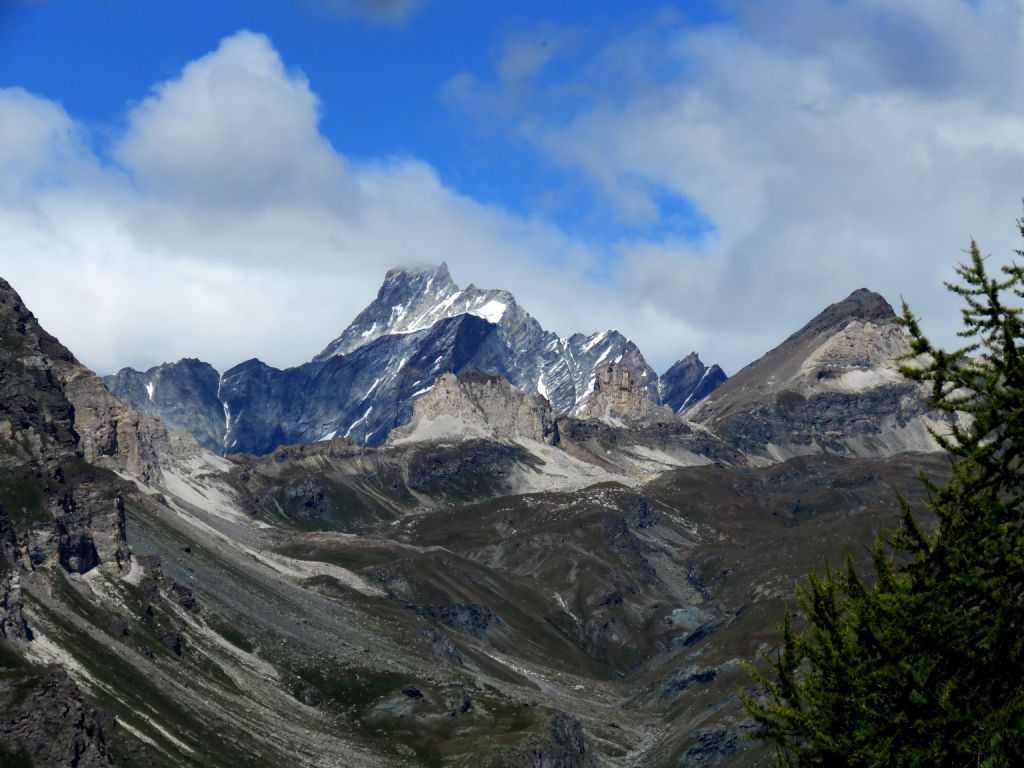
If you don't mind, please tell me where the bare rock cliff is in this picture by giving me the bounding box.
[0,278,183,577]
[0,277,175,484]
[390,370,559,445]
[575,363,678,427]
[690,289,949,459]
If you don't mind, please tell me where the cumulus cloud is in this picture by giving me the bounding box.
[6,5,1024,383]
[448,0,1024,366]
[115,31,347,206]
[0,87,84,188]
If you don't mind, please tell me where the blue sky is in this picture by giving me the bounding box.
[0,0,721,243]
[3,1,1024,375]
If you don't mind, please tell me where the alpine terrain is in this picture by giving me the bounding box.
[104,264,726,455]
[0,269,953,767]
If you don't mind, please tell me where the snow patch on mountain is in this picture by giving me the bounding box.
[471,299,507,324]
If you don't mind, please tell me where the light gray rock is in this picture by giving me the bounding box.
[391,370,558,445]
[690,288,949,460]
[575,363,678,427]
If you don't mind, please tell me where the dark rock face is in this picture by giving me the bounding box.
[712,385,931,456]
[104,264,726,454]
[659,352,728,412]
[795,286,896,336]
[404,439,540,499]
[1,458,129,578]
[660,665,718,701]
[527,713,597,768]
[103,359,224,453]
[679,720,762,765]
[0,572,31,641]
[410,602,503,639]
[0,278,143,576]
[0,668,117,767]
[217,312,505,452]
[0,279,81,467]
[166,581,201,614]
[418,627,464,666]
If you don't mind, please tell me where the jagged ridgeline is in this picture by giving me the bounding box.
[1,268,955,767]
[104,263,727,454]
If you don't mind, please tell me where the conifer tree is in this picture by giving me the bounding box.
[744,221,1024,766]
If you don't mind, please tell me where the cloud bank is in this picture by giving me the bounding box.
[448,0,1024,366]
[5,3,1024,380]
[0,31,612,374]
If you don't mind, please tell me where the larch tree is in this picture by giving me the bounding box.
[744,221,1024,766]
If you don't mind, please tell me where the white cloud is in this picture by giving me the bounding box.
[7,6,1024,384]
[0,31,622,376]
[449,0,1024,367]
[115,31,347,206]
[0,87,84,190]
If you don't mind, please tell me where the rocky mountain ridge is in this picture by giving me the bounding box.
[0,276,183,577]
[104,263,727,455]
[0,276,186,764]
[690,288,948,461]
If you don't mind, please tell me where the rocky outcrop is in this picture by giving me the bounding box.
[63,371,169,485]
[390,370,559,445]
[0,276,171,484]
[103,358,225,453]
[134,554,202,618]
[0,280,82,469]
[575,363,678,427]
[526,713,598,768]
[0,668,117,767]
[2,465,130,576]
[0,278,147,575]
[409,601,503,639]
[0,571,31,641]
[659,352,727,412]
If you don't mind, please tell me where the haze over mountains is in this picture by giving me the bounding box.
[104,263,727,455]
[0,267,953,767]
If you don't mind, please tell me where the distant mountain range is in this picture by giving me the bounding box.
[104,263,727,454]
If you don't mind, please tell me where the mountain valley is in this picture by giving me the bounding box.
[0,269,953,767]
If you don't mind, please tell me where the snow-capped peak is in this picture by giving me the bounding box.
[313,263,517,361]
